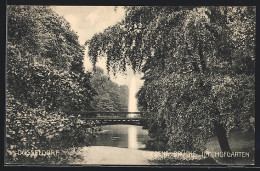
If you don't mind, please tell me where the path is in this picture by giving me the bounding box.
[71,146,204,165]
[72,146,150,165]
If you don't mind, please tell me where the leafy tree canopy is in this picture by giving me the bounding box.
[90,67,129,112]
[87,6,255,152]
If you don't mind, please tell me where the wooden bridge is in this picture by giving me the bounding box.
[70,111,147,125]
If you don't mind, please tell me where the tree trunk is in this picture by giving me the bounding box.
[196,36,232,153]
[213,121,232,153]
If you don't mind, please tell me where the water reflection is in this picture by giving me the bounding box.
[92,124,150,149]
[128,126,138,149]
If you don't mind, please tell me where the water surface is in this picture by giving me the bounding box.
[92,124,151,149]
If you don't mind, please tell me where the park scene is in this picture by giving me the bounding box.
[5,6,255,165]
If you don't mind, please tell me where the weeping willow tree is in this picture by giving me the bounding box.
[87,6,255,153]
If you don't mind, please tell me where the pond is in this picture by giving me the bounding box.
[91,124,151,150]
[72,124,167,165]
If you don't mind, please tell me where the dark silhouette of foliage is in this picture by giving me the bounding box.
[6,5,97,163]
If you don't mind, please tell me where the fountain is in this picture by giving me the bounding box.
[127,76,138,118]
[127,76,139,149]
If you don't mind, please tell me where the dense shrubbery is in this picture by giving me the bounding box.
[6,90,97,164]
[6,5,97,164]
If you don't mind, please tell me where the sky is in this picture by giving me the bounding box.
[52,6,144,89]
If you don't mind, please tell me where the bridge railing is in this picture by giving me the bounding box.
[69,111,143,119]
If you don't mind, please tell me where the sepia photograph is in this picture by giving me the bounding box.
[5,5,255,166]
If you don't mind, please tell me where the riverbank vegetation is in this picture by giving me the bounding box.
[90,67,128,112]
[6,5,255,165]
[6,5,127,164]
[87,6,255,158]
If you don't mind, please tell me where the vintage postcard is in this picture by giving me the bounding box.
[5,5,255,166]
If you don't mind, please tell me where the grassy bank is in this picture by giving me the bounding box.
[148,130,254,165]
[206,130,254,165]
